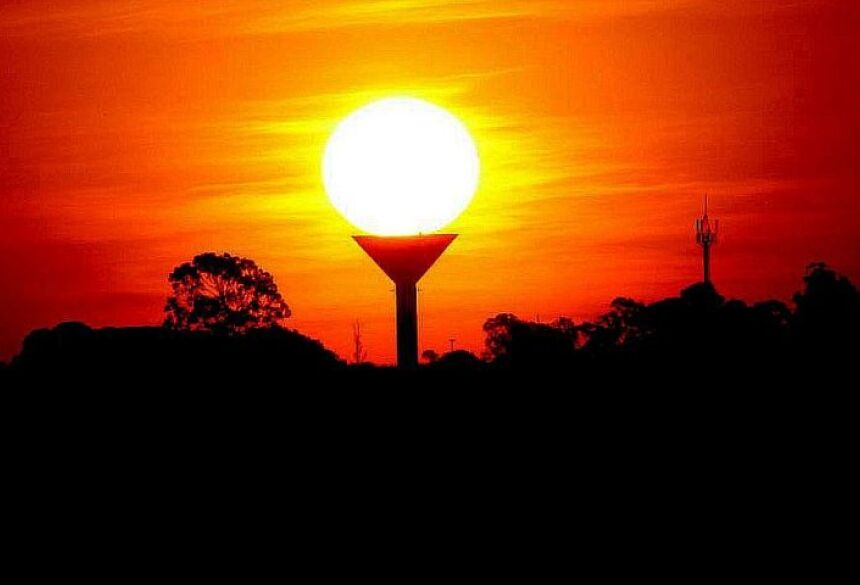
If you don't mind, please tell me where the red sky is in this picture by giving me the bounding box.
[1,0,859,362]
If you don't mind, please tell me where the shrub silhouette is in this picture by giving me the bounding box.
[431,350,484,372]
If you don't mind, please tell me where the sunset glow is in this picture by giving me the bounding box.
[1,1,858,364]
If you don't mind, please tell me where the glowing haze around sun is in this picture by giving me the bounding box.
[323,97,480,236]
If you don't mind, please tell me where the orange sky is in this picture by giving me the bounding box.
[2,0,859,363]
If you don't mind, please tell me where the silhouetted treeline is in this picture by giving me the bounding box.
[475,262,858,383]
[2,262,858,388]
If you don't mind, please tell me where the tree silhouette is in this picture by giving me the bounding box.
[421,349,440,364]
[483,313,577,367]
[164,252,290,334]
[482,313,519,360]
[579,297,645,353]
[792,262,860,353]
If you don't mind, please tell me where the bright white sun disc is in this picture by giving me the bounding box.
[323,97,480,236]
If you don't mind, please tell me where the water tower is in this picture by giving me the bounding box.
[323,98,480,367]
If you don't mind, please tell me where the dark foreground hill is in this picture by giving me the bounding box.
[1,296,853,523]
[3,321,344,386]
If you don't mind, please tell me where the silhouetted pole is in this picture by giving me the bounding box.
[354,234,456,368]
[395,281,418,368]
[695,195,718,285]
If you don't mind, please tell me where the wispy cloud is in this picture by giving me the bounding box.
[0,0,694,39]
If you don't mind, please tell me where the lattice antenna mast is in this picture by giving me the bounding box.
[695,195,719,284]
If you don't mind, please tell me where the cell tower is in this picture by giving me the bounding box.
[695,195,718,284]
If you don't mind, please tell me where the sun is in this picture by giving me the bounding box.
[323,97,480,236]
